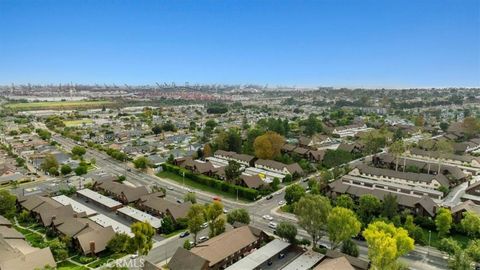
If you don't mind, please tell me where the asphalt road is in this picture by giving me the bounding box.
[49,133,448,269]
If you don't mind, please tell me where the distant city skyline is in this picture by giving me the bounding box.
[0,0,479,87]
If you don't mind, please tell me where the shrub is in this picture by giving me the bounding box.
[160,163,260,201]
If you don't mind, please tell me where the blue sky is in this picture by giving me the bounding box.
[0,0,479,87]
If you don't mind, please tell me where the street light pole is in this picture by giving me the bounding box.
[182,171,185,187]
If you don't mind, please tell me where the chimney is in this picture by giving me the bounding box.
[73,213,78,218]
[89,241,95,255]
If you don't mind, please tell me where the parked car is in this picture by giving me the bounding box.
[199,236,209,243]
[262,215,273,221]
[268,222,277,229]
[278,200,286,206]
[201,222,208,228]
[266,195,273,200]
[167,186,174,190]
[278,253,286,259]
[180,231,190,238]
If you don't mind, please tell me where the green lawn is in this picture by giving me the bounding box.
[156,171,248,202]
[5,100,113,111]
[56,261,89,270]
[422,228,470,248]
[161,228,185,238]
[87,252,126,268]
[63,119,94,127]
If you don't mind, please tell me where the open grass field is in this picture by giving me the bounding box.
[63,119,94,127]
[5,100,114,111]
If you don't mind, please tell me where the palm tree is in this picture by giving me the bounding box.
[389,140,405,171]
[434,140,454,175]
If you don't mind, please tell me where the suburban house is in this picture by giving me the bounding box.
[350,164,450,190]
[169,225,268,270]
[254,159,303,177]
[213,150,255,166]
[0,217,56,270]
[450,200,480,222]
[409,148,480,168]
[332,123,371,138]
[137,193,191,223]
[238,174,265,189]
[328,178,439,217]
[93,179,150,204]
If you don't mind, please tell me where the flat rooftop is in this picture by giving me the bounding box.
[76,188,123,209]
[89,214,133,237]
[52,195,97,216]
[226,239,290,270]
[117,206,162,229]
[281,250,324,270]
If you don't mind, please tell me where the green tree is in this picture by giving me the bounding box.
[60,164,72,175]
[295,194,332,248]
[335,195,355,210]
[224,160,241,183]
[49,239,69,261]
[460,211,480,237]
[357,194,381,225]
[438,238,460,256]
[276,221,297,243]
[341,238,359,257]
[131,221,155,255]
[183,192,197,204]
[435,208,453,238]
[327,207,361,249]
[448,249,473,270]
[151,125,162,136]
[160,216,175,234]
[133,156,151,170]
[226,208,250,225]
[74,165,88,176]
[363,221,414,270]
[284,184,305,205]
[381,194,398,220]
[107,233,132,253]
[466,239,480,262]
[187,204,206,245]
[205,201,225,237]
[71,146,86,157]
[270,177,280,190]
[183,239,192,250]
[462,117,480,139]
[0,190,16,218]
[440,122,449,132]
[41,154,59,172]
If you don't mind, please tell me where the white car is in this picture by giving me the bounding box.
[167,186,174,190]
[278,200,286,206]
[268,222,277,229]
[201,222,208,228]
[262,215,273,221]
[223,208,228,214]
[199,236,209,243]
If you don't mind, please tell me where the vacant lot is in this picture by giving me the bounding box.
[5,100,114,110]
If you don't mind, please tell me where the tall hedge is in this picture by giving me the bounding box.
[160,163,260,201]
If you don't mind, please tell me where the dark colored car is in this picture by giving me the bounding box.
[179,231,190,238]
[266,195,273,200]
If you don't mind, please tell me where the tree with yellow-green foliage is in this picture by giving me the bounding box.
[327,207,361,250]
[363,221,414,270]
[435,208,453,238]
[130,221,155,255]
[253,131,285,159]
